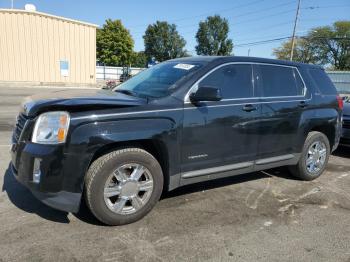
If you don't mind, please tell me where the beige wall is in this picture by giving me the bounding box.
[0,9,97,85]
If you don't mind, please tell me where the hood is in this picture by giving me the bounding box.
[343,100,350,116]
[21,89,147,117]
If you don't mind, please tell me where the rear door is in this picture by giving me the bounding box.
[255,64,307,159]
[181,63,261,175]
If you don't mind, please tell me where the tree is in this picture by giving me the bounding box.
[143,21,187,62]
[97,19,134,66]
[309,21,350,70]
[131,51,148,68]
[273,38,320,64]
[195,15,233,56]
[273,20,350,70]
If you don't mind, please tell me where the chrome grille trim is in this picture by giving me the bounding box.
[12,113,29,143]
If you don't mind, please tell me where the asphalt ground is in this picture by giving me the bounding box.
[0,87,349,262]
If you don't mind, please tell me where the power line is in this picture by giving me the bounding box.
[131,2,350,36]
[302,4,350,10]
[233,9,296,26]
[230,20,296,37]
[131,0,296,34]
[180,36,350,54]
[128,1,349,54]
[235,37,291,47]
[129,0,266,29]
[234,36,350,48]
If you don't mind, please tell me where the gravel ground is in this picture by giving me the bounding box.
[0,87,349,262]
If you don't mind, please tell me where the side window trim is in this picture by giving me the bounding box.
[255,64,307,99]
[184,62,256,103]
[184,62,308,103]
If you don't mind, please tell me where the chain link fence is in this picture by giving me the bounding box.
[326,71,350,94]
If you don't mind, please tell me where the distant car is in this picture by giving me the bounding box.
[340,97,350,147]
[11,56,343,225]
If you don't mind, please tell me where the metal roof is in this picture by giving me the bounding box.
[0,9,99,28]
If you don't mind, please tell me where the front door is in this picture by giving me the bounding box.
[181,63,261,175]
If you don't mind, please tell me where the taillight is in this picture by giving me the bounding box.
[337,95,344,110]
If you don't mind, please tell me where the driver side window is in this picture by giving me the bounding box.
[199,64,254,99]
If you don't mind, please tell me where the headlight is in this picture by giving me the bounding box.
[32,111,70,144]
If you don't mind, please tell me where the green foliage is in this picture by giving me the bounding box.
[195,15,233,56]
[273,38,320,64]
[97,19,134,66]
[130,51,148,68]
[309,21,350,70]
[143,21,187,62]
[273,20,350,70]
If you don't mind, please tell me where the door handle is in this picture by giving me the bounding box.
[298,101,308,108]
[242,104,257,112]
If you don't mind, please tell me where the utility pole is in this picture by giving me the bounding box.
[290,0,301,61]
[248,48,251,56]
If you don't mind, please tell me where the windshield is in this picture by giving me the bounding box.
[113,61,204,98]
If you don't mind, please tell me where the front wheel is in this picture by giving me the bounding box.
[85,148,163,225]
[289,131,330,181]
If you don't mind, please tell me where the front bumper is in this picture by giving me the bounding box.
[11,142,84,213]
[11,164,81,212]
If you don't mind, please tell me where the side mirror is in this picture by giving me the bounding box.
[189,86,222,102]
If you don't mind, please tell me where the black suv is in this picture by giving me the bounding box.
[11,56,343,225]
[340,97,350,146]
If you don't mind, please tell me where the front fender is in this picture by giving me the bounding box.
[70,118,176,151]
[62,118,180,193]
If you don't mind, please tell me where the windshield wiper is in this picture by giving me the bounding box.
[114,89,138,97]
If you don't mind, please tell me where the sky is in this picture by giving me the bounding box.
[1,0,349,58]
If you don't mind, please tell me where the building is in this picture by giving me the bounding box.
[0,9,98,86]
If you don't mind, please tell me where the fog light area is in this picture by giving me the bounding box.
[32,158,42,184]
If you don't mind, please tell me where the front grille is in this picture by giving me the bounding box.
[12,113,29,143]
[343,117,350,129]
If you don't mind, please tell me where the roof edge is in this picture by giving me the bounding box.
[0,9,99,28]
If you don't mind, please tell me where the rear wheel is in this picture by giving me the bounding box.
[85,148,163,225]
[289,131,330,180]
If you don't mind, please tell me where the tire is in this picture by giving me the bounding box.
[85,148,163,225]
[289,131,330,181]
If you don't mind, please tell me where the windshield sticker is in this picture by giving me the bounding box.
[174,63,196,70]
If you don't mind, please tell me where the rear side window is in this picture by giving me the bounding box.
[308,68,337,95]
[199,64,254,99]
[258,65,304,97]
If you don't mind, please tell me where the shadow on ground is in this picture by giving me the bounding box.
[333,146,350,158]
[2,162,297,226]
[2,164,70,224]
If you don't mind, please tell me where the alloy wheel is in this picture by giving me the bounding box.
[103,163,154,215]
[305,141,327,174]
